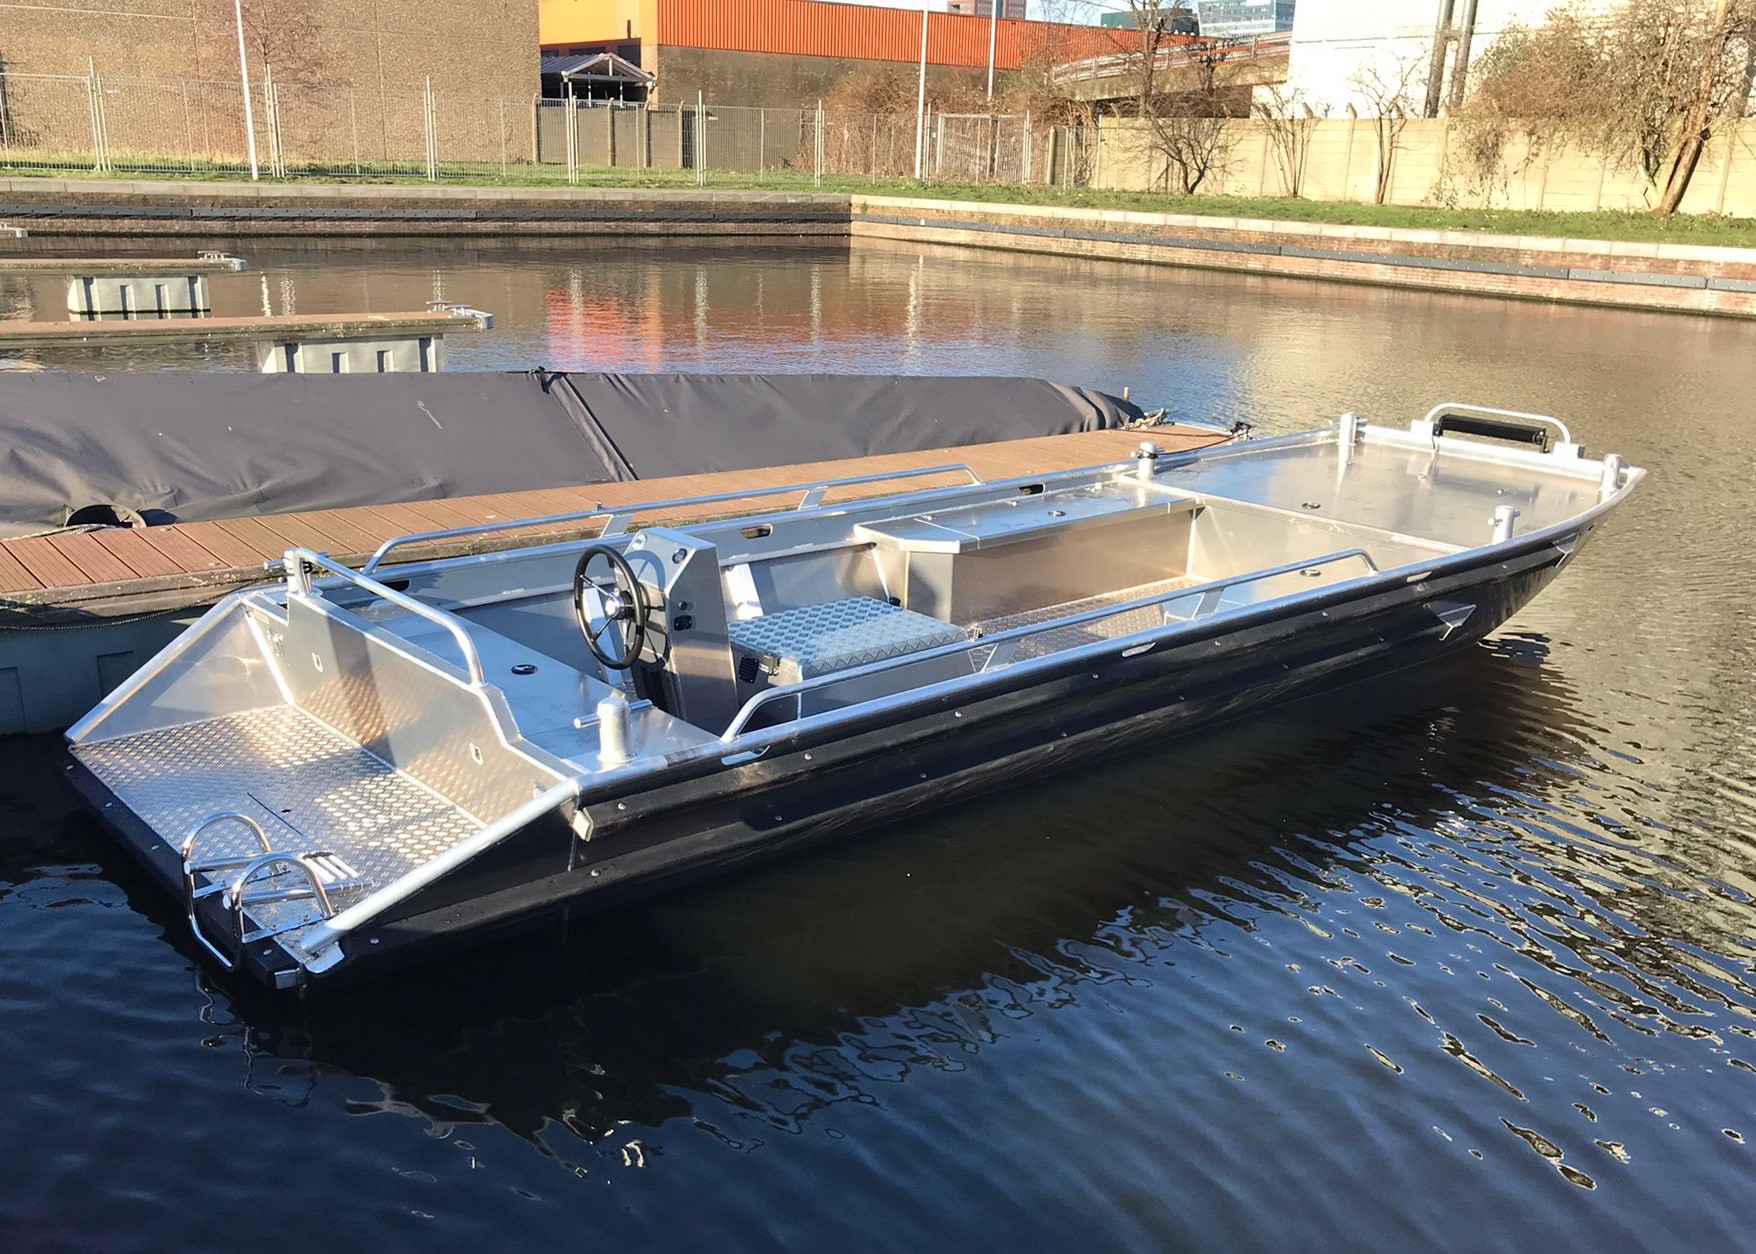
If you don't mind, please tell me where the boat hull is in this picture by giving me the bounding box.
[66,528,1578,989]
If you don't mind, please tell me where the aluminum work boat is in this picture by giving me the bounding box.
[65,404,1643,990]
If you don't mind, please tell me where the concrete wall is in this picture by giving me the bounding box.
[851,195,1756,320]
[1082,115,1756,216]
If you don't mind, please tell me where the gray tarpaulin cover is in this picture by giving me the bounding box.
[0,371,1144,538]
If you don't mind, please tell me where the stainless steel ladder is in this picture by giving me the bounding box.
[180,813,371,970]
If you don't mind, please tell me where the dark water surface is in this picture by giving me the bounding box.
[3,238,1753,1252]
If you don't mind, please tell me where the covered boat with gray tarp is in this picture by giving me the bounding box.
[64,403,1642,990]
[0,371,1147,537]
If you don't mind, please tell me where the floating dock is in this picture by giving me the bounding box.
[0,253,246,274]
[0,426,1229,733]
[0,307,491,348]
[0,252,248,317]
[0,306,493,370]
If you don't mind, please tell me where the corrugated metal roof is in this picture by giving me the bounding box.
[541,54,593,75]
[540,52,656,82]
[652,0,1133,70]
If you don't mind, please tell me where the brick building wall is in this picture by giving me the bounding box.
[0,0,538,165]
[1,0,536,93]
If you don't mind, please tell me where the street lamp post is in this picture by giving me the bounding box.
[986,0,999,100]
[913,2,929,179]
[233,0,260,180]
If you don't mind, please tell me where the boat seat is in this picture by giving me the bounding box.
[727,596,970,685]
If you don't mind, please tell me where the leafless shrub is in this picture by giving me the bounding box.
[1142,37,1238,194]
[1253,84,1326,197]
[1351,54,1427,205]
[1452,0,1756,213]
[201,0,327,85]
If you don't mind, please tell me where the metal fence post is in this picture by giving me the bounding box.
[86,63,110,174]
[696,90,706,187]
[180,79,196,171]
[423,76,437,181]
[263,73,275,176]
[350,90,361,175]
[565,91,578,184]
[814,99,824,186]
[499,97,508,180]
[264,67,286,178]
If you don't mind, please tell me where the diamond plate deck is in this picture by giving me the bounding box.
[74,707,482,895]
[728,596,970,681]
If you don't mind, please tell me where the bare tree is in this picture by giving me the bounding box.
[1456,0,1756,214]
[1143,37,1238,195]
[989,0,1096,185]
[1351,53,1427,205]
[1253,84,1326,197]
[202,0,327,85]
[1123,0,1194,118]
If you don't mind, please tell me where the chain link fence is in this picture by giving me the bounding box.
[0,70,1101,189]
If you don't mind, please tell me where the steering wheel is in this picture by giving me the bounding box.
[572,545,650,671]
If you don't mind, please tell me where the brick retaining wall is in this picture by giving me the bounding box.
[4,179,1756,319]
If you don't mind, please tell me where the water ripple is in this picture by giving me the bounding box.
[5,242,1756,1251]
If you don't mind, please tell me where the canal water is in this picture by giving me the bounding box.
[2,238,1752,1251]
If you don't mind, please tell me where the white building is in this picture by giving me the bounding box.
[1281,0,1616,116]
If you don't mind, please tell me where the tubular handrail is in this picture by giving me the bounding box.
[283,547,488,688]
[719,548,1378,741]
[1419,403,1573,448]
[360,463,984,575]
[224,852,338,946]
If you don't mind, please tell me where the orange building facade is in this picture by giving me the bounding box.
[540,0,1133,104]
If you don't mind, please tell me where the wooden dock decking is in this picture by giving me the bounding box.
[0,426,1229,617]
[0,308,490,349]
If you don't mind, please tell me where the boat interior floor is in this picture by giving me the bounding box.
[971,575,1203,653]
[73,705,467,932]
